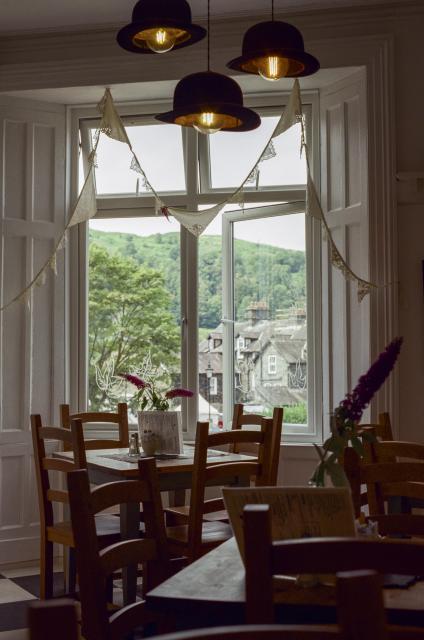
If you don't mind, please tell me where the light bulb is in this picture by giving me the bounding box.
[193,112,225,135]
[145,28,176,54]
[256,55,290,81]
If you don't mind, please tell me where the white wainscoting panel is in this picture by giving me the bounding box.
[321,69,370,429]
[0,96,66,564]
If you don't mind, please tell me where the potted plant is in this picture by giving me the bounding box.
[311,336,403,487]
[119,371,193,455]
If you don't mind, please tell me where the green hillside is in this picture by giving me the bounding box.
[89,229,306,330]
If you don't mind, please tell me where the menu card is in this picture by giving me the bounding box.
[222,486,356,560]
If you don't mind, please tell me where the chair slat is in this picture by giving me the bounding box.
[47,489,69,504]
[99,539,157,578]
[43,458,76,473]
[208,430,265,447]
[38,426,74,443]
[90,480,151,515]
[205,462,261,483]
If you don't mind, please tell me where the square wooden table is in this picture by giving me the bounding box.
[54,445,254,603]
[146,537,424,629]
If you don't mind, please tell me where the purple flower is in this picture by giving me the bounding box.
[335,336,403,426]
[165,387,194,400]
[119,373,149,390]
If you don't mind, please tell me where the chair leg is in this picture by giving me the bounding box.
[40,536,54,599]
[67,548,77,595]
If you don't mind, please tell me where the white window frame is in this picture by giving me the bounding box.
[69,91,321,442]
[222,200,322,442]
[268,355,277,375]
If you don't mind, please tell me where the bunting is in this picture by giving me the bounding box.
[0,80,382,312]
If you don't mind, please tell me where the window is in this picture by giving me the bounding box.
[268,355,277,375]
[209,376,218,396]
[76,94,321,441]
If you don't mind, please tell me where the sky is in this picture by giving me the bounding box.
[89,116,306,251]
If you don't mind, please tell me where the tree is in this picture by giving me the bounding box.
[89,244,180,410]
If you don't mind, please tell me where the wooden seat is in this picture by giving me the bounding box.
[166,419,273,562]
[345,439,424,529]
[244,503,424,628]
[67,458,178,640]
[31,415,122,599]
[167,406,282,526]
[60,402,129,450]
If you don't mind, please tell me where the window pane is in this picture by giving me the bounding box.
[232,213,307,428]
[209,118,306,190]
[88,216,181,418]
[198,213,223,429]
[91,123,185,195]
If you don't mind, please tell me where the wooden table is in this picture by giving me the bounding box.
[146,537,424,629]
[54,445,254,603]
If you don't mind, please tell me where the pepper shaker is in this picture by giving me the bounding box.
[128,432,140,456]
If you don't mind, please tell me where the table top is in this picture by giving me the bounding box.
[146,537,424,625]
[54,445,255,478]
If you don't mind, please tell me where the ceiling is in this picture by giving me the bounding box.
[0,0,402,34]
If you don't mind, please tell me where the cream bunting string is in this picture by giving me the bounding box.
[0,80,383,312]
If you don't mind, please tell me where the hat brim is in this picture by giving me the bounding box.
[117,20,206,53]
[156,102,261,132]
[227,49,320,77]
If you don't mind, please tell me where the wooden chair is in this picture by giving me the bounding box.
[243,503,424,626]
[231,404,283,483]
[345,440,424,530]
[165,419,274,562]
[28,599,79,640]
[31,415,122,599]
[358,412,393,441]
[167,407,282,527]
[60,402,129,450]
[67,458,177,640]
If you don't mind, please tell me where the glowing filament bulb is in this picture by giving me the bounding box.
[193,112,225,135]
[145,28,176,54]
[257,55,290,81]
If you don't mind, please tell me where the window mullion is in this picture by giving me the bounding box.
[181,128,199,440]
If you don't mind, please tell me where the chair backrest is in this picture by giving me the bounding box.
[231,404,283,484]
[31,414,86,529]
[243,503,424,627]
[187,420,273,560]
[345,440,424,520]
[28,599,79,640]
[60,402,129,450]
[357,412,393,441]
[67,458,170,640]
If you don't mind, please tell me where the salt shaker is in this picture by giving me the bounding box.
[128,432,140,456]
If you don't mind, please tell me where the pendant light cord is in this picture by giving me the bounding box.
[207,0,210,70]
[272,0,274,21]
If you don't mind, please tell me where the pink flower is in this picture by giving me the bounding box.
[165,387,193,400]
[119,373,149,390]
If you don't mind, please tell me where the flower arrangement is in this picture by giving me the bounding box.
[119,372,193,411]
[311,336,403,487]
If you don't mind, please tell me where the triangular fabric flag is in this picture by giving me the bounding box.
[69,167,97,227]
[306,174,324,221]
[272,79,302,139]
[98,89,132,147]
[169,204,225,236]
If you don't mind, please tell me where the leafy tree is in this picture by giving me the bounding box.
[89,229,306,332]
[89,244,180,410]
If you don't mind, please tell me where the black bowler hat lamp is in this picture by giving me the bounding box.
[155,0,261,134]
[227,0,320,80]
[117,0,206,54]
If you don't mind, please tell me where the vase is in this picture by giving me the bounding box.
[137,411,183,455]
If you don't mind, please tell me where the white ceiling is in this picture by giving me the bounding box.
[0,0,402,34]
